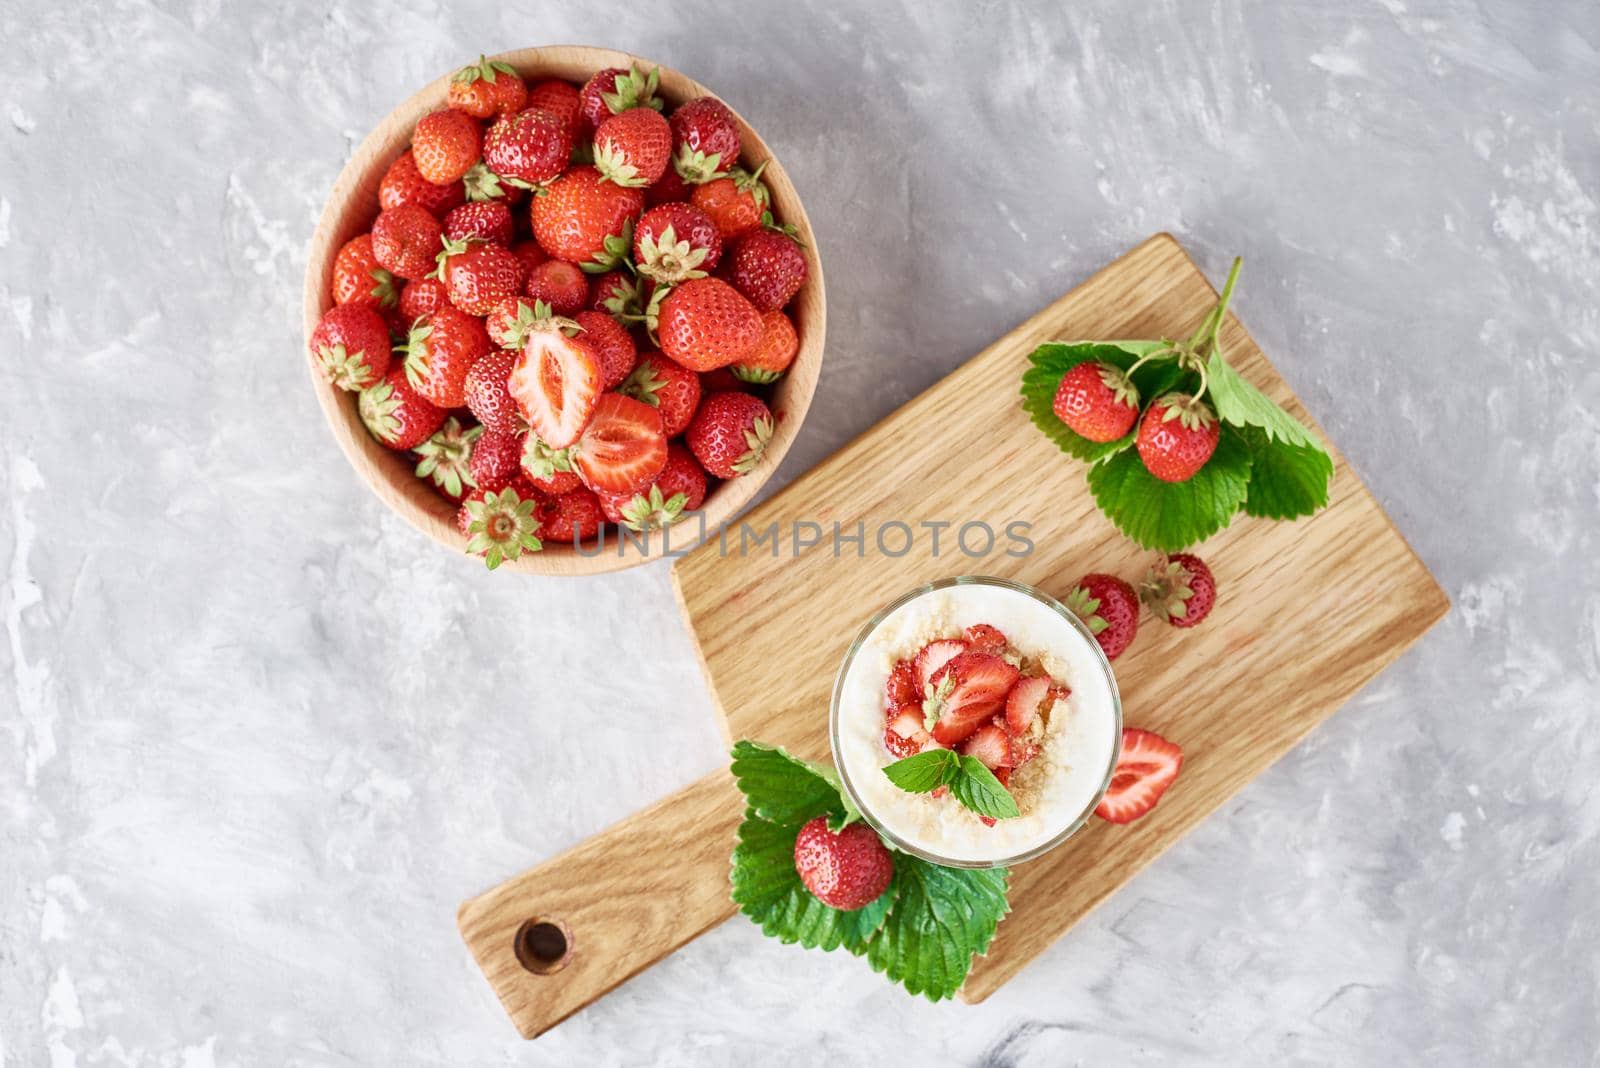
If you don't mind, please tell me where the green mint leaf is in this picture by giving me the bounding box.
[883,749,959,794]
[1237,425,1334,520]
[1205,350,1326,452]
[950,757,1022,820]
[865,853,1010,1001]
[730,741,848,828]
[1020,341,1172,464]
[1086,424,1253,550]
[730,810,892,953]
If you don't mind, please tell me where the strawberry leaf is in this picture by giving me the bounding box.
[1086,424,1253,550]
[730,741,852,828]
[1237,426,1334,520]
[864,853,1010,1001]
[1020,341,1186,464]
[1205,350,1325,452]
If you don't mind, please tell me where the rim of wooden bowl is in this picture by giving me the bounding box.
[302,45,827,576]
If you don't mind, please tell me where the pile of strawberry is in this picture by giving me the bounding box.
[308,58,810,569]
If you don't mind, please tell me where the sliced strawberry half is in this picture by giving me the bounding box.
[884,706,931,759]
[570,393,668,494]
[509,330,601,449]
[885,659,917,711]
[913,639,969,695]
[959,722,1013,770]
[1004,675,1071,736]
[964,623,1007,653]
[926,652,1020,747]
[1094,727,1183,825]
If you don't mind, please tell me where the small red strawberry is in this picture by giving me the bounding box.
[371,204,443,281]
[657,278,763,371]
[412,108,481,185]
[310,303,392,391]
[523,259,590,316]
[459,483,543,570]
[964,624,1008,654]
[331,234,398,310]
[594,106,673,187]
[597,443,707,531]
[485,297,541,351]
[521,434,582,496]
[508,321,601,448]
[792,816,893,911]
[468,427,524,493]
[1141,553,1217,628]
[447,55,527,119]
[730,309,797,384]
[1136,394,1220,482]
[577,65,662,138]
[525,78,582,142]
[535,486,604,543]
[379,150,465,216]
[960,723,1014,770]
[912,639,969,694]
[402,306,490,409]
[359,366,446,450]
[412,415,481,500]
[1095,727,1183,824]
[398,277,449,325]
[633,202,722,285]
[884,707,931,759]
[669,96,741,183]
[925,652,1020,747]
[886,659,918,708]
[437,238,526,316]
[570,393,668,494]
[443,200,514,246]
[1066,574,1140,661]
[619,352,701,437]
[590,269,641,318]
[1053,361,1140,443]
[482,106,572,189]
[685,391,773,478]
[463,348,524,433]
[727,228,807,311]
[572,309,637,389]
[690,163,770,240]
[531,167,643,270]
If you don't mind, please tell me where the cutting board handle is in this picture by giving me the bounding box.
[457,768,743,1038]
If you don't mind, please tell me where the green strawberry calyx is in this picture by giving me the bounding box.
[413,417,482,497]
[453,55,519,86]
[759,210,804,247]
[619,362,665,407]
[582,219,635,275]
[316,342,382,392]
[463,487,543,571]
[731,414,775,475]
[522,435,575,480]
[358,378,405,445]
[1094,362,1139,409]
[673,145,724,185]
[634,223,709,285]
[463,162,508,202]
[1139,558,1197,622]
[618,484,690,532]
[401,319,435,392]
[1063,586,1110,635]
[1153,393,1217,432]
[602,64,663,115]
[731,364,782,385]
[367,267,398,308]
[593,138,649,188]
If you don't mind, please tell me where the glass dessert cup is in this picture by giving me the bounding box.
[828,576,1123,869]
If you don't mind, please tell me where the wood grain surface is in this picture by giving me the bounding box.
[458,234,1448,1036]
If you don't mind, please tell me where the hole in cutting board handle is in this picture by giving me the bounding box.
[513,919,572,975]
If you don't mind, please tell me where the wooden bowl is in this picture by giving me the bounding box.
[302,45,826,576]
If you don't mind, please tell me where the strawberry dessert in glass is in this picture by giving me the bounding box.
[829,576,1121,867]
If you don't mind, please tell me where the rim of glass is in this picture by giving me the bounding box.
[828,575,1123,869]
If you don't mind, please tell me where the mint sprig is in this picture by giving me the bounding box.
[883,749,1021,821]
[729,741,1010,1000]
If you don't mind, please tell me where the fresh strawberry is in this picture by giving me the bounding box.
[443,200,514,246]
[508,240,548,276]
[437,237,526,316]
[1003,675,1063,736]
[577,65,661,138]
[1136,394,1220,482]
[572,310,637,389]
[371,204,443,280]
[482,106,572,188]
[1053,361,1141,443]
[309,303,392,391]
[485,297,540,350]
[1066,575,1140,661]
[459,482,543,570]
[468,427,523,493]
[669,96,741,183]
[597,443,706,530]
[379,150,465,216]
[413,415,481,500]
[412,108,481,185]
[359,366,446,450]
[632,202,722,286]
[401,306,490,409]
[447,55,527,119]
[570,393,668,494]
[698,367,743,393]
[589,269,641,318]
[535,486,604,543]
[1141,552,1217,628]
[727,228,807,311]
[521,434,583,496]
[331,234,398,310]
[398,277,449,324]
[730,308,797,384]
[619,352,701,437]
[886,660,918,709]
[508,323,601,448]
[462,348,523,433]
[792,816,893,912]
[960,723,1013,770]
[657,278,763,371]
[685,391,772,478]
[912,639,969,694]
[523,259,590,315]
[884,706,930,759]
[690,163,770,240]
[531,167,643,269]
[594,106,672,187]
[964,623,1008,654]
[1095,728,1183,824]
[525,78,582,142]
[646,166,694,207]
[925,652,1021,747]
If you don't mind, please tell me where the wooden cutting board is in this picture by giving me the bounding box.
[458,233,1449,1037]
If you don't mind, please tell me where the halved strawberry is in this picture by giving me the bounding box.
[926,652,1020,747]
[883,707,930,759]
[1094,728,1183,825]
[912,639,969,695]
[964,623,1007,653]
[959,722,1013,770]
[570,393,668,494]
[508,329,601,448]
[1004,676,1055,736]
[885,659,917,711]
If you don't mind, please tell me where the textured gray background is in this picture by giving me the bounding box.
[3,0,1598,1064]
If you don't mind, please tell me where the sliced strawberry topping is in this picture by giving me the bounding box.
[1094,727,1183,824]
[1004,676,1049,735]
[885,659,917,711]
[508,330,601,449]
[913,639,969,695]
[926,652,1020,747]
[959,722,1013,770]
[964,623,1007,653]
[570,393,668,494]
[883,706,930,759]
